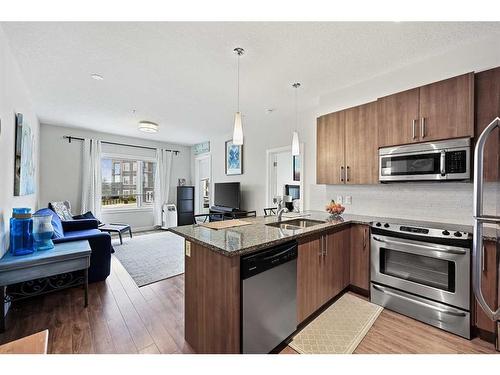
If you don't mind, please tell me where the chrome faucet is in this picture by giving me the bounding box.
[277,207,289,222]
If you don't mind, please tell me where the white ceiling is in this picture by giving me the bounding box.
[2,22,500,145]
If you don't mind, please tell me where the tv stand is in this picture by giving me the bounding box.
[209,206,253,221]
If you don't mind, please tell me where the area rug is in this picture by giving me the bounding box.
[112,231,184,287]
[289,293,383,354]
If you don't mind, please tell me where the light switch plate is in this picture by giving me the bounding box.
[185,241,191,257]
[345,196,352,205]
[336,195,343,204]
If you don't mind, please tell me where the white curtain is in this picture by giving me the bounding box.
[154,149,174,226]
[81,139,102,218]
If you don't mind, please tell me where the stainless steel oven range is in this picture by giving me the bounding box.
[370,221,472,338]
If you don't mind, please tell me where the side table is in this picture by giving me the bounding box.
[0,240,91,332]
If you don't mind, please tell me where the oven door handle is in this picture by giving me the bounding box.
[372,284,467,317]
[372,236,467,255]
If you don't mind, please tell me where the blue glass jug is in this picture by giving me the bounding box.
[10,208,34,256]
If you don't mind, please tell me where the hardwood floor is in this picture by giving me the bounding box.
[0,256,193,354]
[0,256,498,354]
[282,293,497,354]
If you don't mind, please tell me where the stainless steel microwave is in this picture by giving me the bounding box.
[379,138,471,182]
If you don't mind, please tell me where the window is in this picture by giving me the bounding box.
[101,158,156,209]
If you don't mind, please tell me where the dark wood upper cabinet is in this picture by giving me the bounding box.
[474,67,500,182]
[317,102,377,185]
[377,73,474,147]
[419,72,474,142]
[316,111,345,185]
[377,88,420,147]
[317,71,480,185]
[345,102,378,184]
[349,224,370,291]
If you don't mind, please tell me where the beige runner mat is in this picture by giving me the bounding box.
[290,293,383,354]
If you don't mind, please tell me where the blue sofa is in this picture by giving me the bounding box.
[35,208,113,283]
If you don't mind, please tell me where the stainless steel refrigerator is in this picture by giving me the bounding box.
[473,116,500,351]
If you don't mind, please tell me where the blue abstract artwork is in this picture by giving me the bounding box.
[225,140,243,175]
[14,113,36,196]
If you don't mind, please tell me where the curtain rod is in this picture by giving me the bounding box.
[63,135,180,155]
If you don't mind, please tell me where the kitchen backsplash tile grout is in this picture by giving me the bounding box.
[309,182,499,226]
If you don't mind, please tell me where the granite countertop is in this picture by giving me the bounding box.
[169,211,495,257]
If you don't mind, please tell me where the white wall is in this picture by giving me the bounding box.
[39,124,191,231]
[203,34,500,224]
[0,26,40,257]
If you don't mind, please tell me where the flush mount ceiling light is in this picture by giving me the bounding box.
[138,121,159,133]
[232,47,245,145]
[291,82,301,156]
[91,73,104,81]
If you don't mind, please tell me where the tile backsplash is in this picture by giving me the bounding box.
[309,182,498,225]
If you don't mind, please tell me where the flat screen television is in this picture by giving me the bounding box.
[214,182,241,210]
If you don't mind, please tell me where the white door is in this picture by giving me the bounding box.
[266,145,304,212]
[194,154,211,214]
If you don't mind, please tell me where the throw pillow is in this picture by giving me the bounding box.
[49,201,74,221]
[35,208,64,239]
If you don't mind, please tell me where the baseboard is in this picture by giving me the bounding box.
[348,285,370,298]
[131,226,157,233]
[473,327,496,344]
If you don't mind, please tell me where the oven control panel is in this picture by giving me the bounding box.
[371,221,470,240]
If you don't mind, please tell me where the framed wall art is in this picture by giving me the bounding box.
[14,113,36,196]
[225,140,243,175]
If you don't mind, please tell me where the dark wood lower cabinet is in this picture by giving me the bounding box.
[474,240,499,342]
[325,227,350,299]
[297,226,352,325]
[350,224,370,292]
[297,234,324,324]
[184,241,241,353]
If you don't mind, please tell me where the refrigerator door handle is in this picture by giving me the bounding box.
[472,116,500,322]
[474,215,500,224]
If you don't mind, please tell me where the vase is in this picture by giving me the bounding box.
[9,208,34,256]
[33,213,55,251]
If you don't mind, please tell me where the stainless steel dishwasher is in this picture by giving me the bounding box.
[241,240,297,354]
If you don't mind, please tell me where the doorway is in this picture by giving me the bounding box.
[194,153,211,214]
[266,145,304,212]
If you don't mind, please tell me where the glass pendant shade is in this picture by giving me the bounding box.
[292,131,300,156]
[233,111,243,145]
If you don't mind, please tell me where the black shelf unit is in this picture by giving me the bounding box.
[177,186,195,226]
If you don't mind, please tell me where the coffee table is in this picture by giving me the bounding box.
[0,240,91,332]
[99,223,132,244]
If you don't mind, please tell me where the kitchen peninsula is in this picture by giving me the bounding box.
[169,212,480,354]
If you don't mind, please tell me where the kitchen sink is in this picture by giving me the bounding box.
[266,218,326,229]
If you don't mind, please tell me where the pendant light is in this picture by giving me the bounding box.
[291,82,301,156]
[232,47,244,145]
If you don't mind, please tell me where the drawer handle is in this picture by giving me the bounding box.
[373,284,466,317]
[372,236,467,255]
